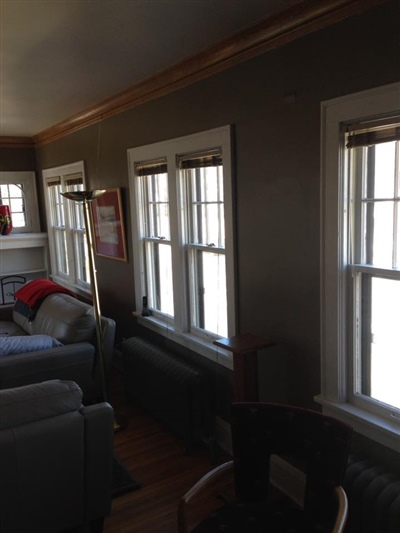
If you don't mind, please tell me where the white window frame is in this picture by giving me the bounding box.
[316,82,400,452]
[0,171,40,233]
[128,126,235,369]
[42,161,90,296]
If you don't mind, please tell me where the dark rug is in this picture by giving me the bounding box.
[112,455,141,498]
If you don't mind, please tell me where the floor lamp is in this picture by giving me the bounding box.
[61,190,112,410]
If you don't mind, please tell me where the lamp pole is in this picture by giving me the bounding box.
[61,190,108,402]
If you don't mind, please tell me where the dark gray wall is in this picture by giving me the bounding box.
[0,147,36,172]
[35,1,400,413]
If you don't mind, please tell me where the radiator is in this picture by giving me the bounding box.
[344,455,400,533]
[122,337,211,450]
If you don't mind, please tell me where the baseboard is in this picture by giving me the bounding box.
[214,416,305,506]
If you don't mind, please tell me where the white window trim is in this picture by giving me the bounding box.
[42,160,90,297]
[0,171,40,233]
[132,311,233,369]
[316,82,400,452]
[128,126,235,368]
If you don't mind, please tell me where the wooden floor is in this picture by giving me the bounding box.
[104,368,233,533]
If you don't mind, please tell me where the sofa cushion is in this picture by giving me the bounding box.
[13,292,96,344]
[0,335,62,357]
[0,380,83,429]
[14,279,73,321]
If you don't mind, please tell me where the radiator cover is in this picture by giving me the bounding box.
[122,337,211,450]
[344,455,400,533]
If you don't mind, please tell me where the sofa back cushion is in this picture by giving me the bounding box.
[0,380,82,429]
[13,293,96,344]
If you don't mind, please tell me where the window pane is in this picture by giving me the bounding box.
[396,209,400,270]
[55,229,68,275]
[66,181,84,230]
[8,184,23,197]
[191,166,223,203]
[49,184,64,227]
[74,231,90,283]
[188,166,225,247]
[192,203,225,246]
[57,188,65,226]
[12,213,25,227]
[10,198,23,213]
[364,201,394,268]
[70,199,85,231]
[193,251,227,337]
[144,173,170,239]
[146,241,173,316]
[362,276,400,409]
[372,142,396,199]
[158,243,173,315]
[1,183,26,228]
[148,171,169,203]
[150,200,170,239]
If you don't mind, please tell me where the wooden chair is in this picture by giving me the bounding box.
[178,402,353,533]
[0,274,26,304]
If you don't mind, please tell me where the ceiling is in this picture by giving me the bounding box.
[0,0,296,138]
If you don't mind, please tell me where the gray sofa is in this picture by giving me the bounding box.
[0,379,114,533]
[0,292,116,403]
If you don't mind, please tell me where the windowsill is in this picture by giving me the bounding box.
[132,311,233,370]
[50,275,91,301]
[314,394,400,453]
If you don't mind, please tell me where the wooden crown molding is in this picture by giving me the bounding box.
[4,0,388,148]
[0,136,35,148]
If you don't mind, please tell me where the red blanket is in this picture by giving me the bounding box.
[15,279,72,309]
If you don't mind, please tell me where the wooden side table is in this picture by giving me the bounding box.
[214,333,275,402]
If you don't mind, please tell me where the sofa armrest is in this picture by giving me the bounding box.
[81,402,114,521]
[0,342,95,403]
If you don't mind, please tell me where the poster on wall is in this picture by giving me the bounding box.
[91,188,127,261]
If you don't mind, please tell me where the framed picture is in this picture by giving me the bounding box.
[91,188,127,261]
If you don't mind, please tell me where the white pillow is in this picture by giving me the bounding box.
[0,335,62,357]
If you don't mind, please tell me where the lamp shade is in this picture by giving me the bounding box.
[61,190,105,202]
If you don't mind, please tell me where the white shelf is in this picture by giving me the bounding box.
[0,232,47,250]
[0,233,49,304]
[10,268,47,276]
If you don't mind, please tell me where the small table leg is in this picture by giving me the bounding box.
[214,333,275,402]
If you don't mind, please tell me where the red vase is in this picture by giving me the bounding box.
[0,205,13,235]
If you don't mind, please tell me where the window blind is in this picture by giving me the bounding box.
[65,172,83,186]
[136,160,167,176]
[346,117,400,148]
[46,177,61,187]
[179,150,222,169]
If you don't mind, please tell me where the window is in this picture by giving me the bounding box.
[317,83,400,451]
[128,126,235,366]
[42,161,90,294]
[181,151,228,337]
[348,124,400,412]
[0,172,40,232]
[136,159,174,317]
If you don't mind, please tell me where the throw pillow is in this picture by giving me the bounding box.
[0,335,63,357]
